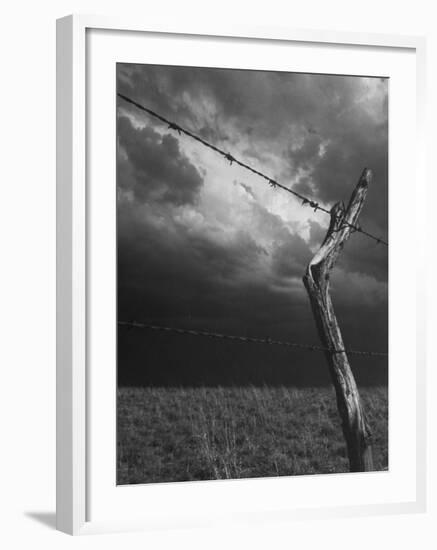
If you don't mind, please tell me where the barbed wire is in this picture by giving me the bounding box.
[118,321,388,358]
[117,93,388,247]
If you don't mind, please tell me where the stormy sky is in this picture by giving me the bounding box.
[116,63,388,387]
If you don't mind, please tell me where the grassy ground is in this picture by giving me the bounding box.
[117,386,388,485]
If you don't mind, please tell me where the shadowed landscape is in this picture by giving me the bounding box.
[117,385,388,484]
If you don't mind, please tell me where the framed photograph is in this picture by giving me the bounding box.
[56,14,426,535]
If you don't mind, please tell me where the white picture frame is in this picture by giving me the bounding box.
[56,14,427,535]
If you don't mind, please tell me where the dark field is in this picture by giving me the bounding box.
[117,386,388,485]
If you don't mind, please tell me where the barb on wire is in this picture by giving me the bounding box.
[223,152,235,164]
[168,122,181,134]
[117,93,388,247]
[118,321,388,358]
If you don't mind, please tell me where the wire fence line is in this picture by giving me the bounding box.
[118,321,388,358]
[117,92,388,247]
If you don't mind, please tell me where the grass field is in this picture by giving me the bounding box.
[117,386,388,485]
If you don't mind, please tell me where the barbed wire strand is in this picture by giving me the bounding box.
[118,321,388,358]
[117,93,388,247]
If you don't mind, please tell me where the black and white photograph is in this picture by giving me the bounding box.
[1,0,433,544]
[116,63,388,485]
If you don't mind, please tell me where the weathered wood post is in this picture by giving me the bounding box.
[303,168,374,472]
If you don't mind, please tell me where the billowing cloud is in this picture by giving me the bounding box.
[116,63,388,386]
[118,115,203,206]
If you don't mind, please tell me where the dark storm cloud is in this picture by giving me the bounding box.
[271,234,312,279]
[118,64,388,237]
[116,64,388,385]
[339,235,388,283]
[118,115,203,206]
[302,124,388,234]
[293,175,315,198]
[117,196,387,386]
[118,200,292,332]
[117,199,387,386]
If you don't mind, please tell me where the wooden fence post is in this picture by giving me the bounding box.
[303,168,374,472]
